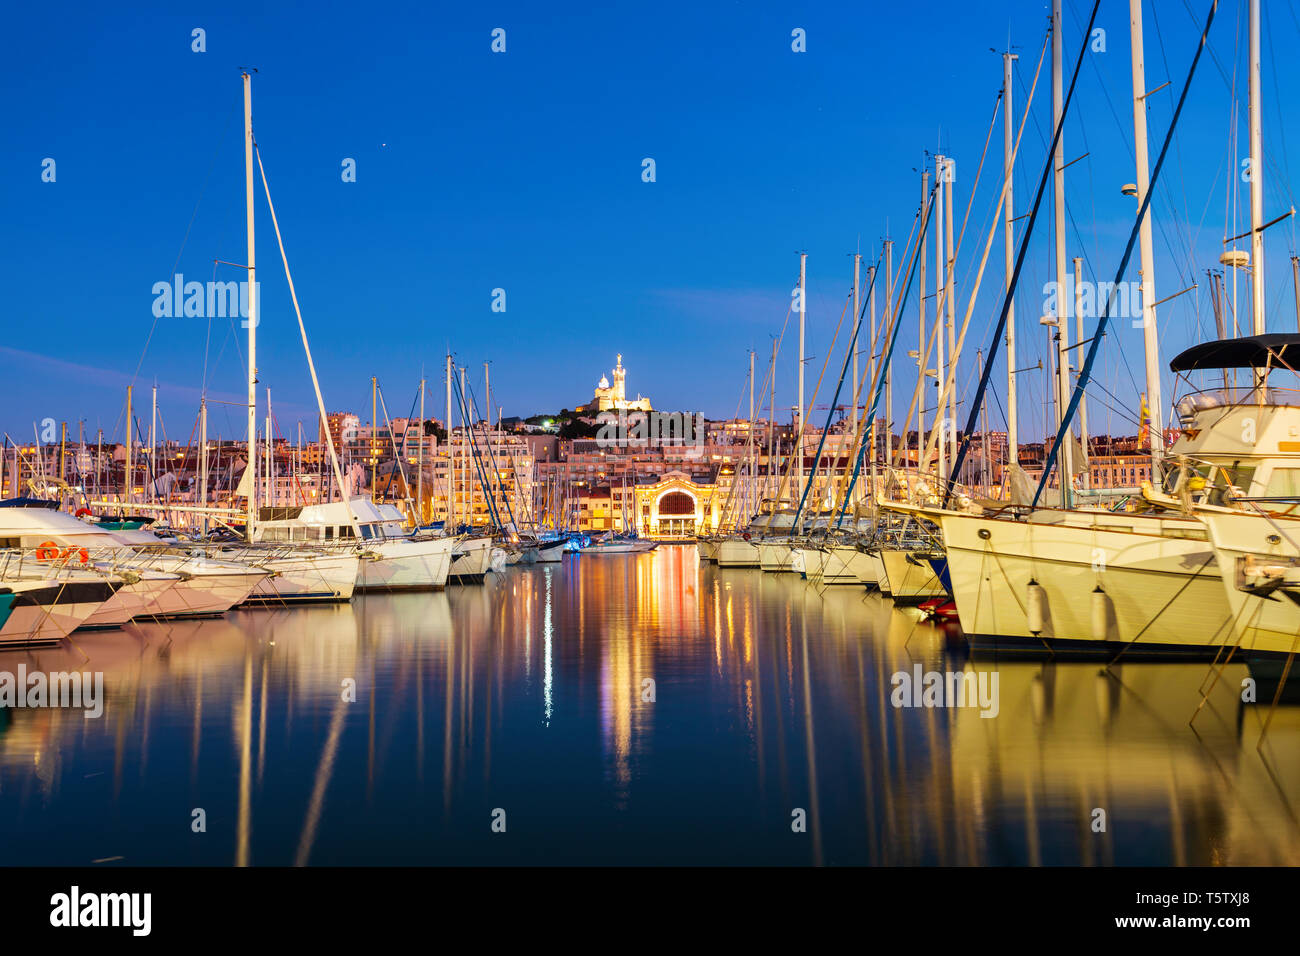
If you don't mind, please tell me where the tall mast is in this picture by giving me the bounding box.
[884,239,893,472]
[797,252,806,503]
[768,338,777,512]
[371,376,377,502]
[852,253,861,440]
[748,349,755,522]
[125,384,133,508]
[1249,0,1266,337]
[446,355,454,528]
[485,362,493,521]
[265,389,272,507]
[935,153,946,483]
[1130,0,1164,464]
[418,377,425,524]
[1052,0,1074,502]
[918,167,929,475]
[242,71,258,543]
[1003,50,1020,476]
[1074,255,1089,489]
[460,366,470,527]
[149,383,157,504]
[867,262,878,509]
[945,157,957,472]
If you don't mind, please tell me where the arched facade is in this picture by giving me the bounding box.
[629,471,718,538]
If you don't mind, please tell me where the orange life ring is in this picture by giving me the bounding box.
[60,546,89,564]
[75,508,92,518]
[35,541,59,560]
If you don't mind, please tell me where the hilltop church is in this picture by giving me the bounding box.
[576,354,653,414]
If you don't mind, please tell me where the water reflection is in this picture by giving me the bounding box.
[0,545,1294,865]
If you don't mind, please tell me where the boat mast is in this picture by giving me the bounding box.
[265,389,273,507]
[868,261,878,510]
[918,167,929,478]
[884,239,893,474]
[149,383,157,505]
[1052,0,1074,502]
[748,348,755,523]
[370,376,377,502]
[485,362,493,523]
[125,384,133,509]
[1249,0,1266,339]
[768,338,776,514]
[852,253,861,442]
[1003,50,1019,480]
[460,366,471,527]
[243,71,258,543]
[418,376,425,524]
[1130,0,1165,464]
[1074,254,1088,488]
[446,354,454,528]
[945,156,957,472]
[797,252,806,505]
[850,252,860,516]
[935,153,946,483]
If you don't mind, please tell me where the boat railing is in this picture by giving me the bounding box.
[1175,385,1300,421]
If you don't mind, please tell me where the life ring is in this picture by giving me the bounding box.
[60,546,89,564]
[35,541,59,560]
[75,508,92,518]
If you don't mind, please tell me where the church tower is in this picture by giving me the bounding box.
[612,353,627,405]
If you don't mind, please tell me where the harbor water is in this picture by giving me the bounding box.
[0,545,1295,865]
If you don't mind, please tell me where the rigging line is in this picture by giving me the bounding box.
[1150,0,1202,287]
[1266,4,1297,251]
[833,183,936,527]
[132,107,237,388]
[791,249,885,527]
[945,0,1101,503]
[1035,0,1219,507]
[1178,0,1294,205]
[253,142,357,530]
[1012,40,1142,408]
[910,85,1006,481]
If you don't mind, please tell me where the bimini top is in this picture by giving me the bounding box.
[1170,333,1300,372]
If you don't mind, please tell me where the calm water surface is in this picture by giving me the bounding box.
[0,545,1295,865]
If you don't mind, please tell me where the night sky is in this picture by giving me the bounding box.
[3,0,1296,445]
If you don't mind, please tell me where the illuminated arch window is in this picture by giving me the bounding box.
[658,491,695,515]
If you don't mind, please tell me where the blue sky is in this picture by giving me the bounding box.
[3,0,1299,446]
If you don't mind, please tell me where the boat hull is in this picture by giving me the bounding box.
[937,510,1235,657]
[241,552,360,605]
[357,537,454,591]
[716,538,761,568]
[877,548,947,604]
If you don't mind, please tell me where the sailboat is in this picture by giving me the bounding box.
[898,0,1279,659]
[218,73,458,593]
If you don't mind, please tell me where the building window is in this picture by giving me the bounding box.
[659,491,695,515]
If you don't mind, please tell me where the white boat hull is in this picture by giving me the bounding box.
[758,540,796,572]
[937,510,1233,656]
[716,538,761,567]
[877,548,947,603]
[449,537,494,582]
[357,537,454,591]
[83,573,179,627]
[1199,511,1300,655]
[242,552,360,604]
